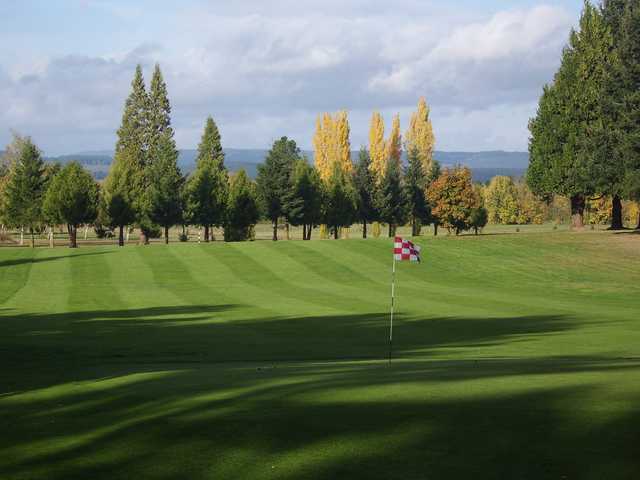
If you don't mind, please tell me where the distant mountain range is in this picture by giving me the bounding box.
[41,149,529,183]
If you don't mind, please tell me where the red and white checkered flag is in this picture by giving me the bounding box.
[393,237,421,262]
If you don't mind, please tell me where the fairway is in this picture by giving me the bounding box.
[1,232,639,479]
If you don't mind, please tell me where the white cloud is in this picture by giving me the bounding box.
[0,2,576,154]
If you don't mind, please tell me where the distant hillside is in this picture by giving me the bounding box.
[44,149,528,182]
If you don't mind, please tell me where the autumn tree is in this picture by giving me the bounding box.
[368,112,386,184]
[406,97,435,173]
[484,176,519,224]
[42,162,98,248]
[386,114,402,169]
[184,117,228,241]
[427,167,479,235]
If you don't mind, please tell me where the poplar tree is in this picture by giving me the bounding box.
[148,132,183,243]
[313,113,335,183]
[256,136,300,241]
[42,162,98,248]
[386,114,402,168]
[404,146,430,236]
[184,117,228,241]
[104,64,148,246]
[334,111,352,174]
[223,170,259,241]
[353,147,377,238]
[286,159,323,240]
[3,137,46,246]
[377,156,408,237]
[368,112,386,184]
[405,97,435,174]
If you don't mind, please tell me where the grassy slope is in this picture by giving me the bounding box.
[0,232,639,479]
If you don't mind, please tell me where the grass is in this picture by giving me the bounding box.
[0,231,639,479]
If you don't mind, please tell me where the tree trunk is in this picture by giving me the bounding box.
[388,224,397,238]
[20,226,24,246]
[84,225,88,240]
[570,195,585,229]
[69,225,78,248]
[118,226,124,247]
[474,226,479,235]
[139,229,148,245]
[49,226,54,248]
[164,226,169,244]
[362,221,367,239]
[610,195,623,230]
[272,218,278,241]
[306,225,312,240]
[302,224,307,240]
[433,223,438,237]
[204,225,210,242]
[334,226,339,240]
[285,223,290,240]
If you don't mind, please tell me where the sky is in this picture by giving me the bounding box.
[0,0,584,156]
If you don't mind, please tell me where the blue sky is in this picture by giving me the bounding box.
[1,0,584,155]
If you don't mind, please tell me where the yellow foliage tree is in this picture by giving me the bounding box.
[405,97,435,173]
[334,110,352,175]
[484,176,519,224]
[368,111,386,184]
[386,114,402,168]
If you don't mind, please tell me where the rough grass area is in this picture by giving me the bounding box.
[1,231,639,479]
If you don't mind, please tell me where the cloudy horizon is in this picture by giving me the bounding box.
[1,0,583,156]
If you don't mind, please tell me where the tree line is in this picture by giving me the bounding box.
[528,0,640,230]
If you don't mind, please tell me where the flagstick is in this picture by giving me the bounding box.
[389,254,396,366]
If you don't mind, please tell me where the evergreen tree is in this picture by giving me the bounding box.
[104,65,148,246]
[404,146,430,236]
[223,170,259,241]
[148,132,183,243]
[285,159,323,240]
[377,155,408,237]
[146,64,173,156]
[42,162,98,248]
[3,137,46,246]
[256,136,300,240]
[469,207,489,235]
[353,147,377,238]
[184,116,228,241]
[323,162,357,239]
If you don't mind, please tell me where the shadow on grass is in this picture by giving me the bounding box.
[0,250,113,268]
[1,306,638,479]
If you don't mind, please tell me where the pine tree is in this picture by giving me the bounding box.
[104,65,148,246]
[285,159,323,240]
[369,112,386,184]
[42,162,98,248]
[377,155,407,237]
[404,146,430,236]
[147,64,173,156]
[223,170,259,241]
[256,137,300,240]
[3,137,46,247]
[184,117,228,241]
[406,97,435,174]
[148,132,183,243]
[353,147,377,238]
[323,162,357,239]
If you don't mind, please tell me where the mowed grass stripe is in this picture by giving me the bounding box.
[0,249,35,305]
[203,243,369,314]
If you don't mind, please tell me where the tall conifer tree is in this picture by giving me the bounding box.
[184,116,228,241]
[353,147,377,238]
